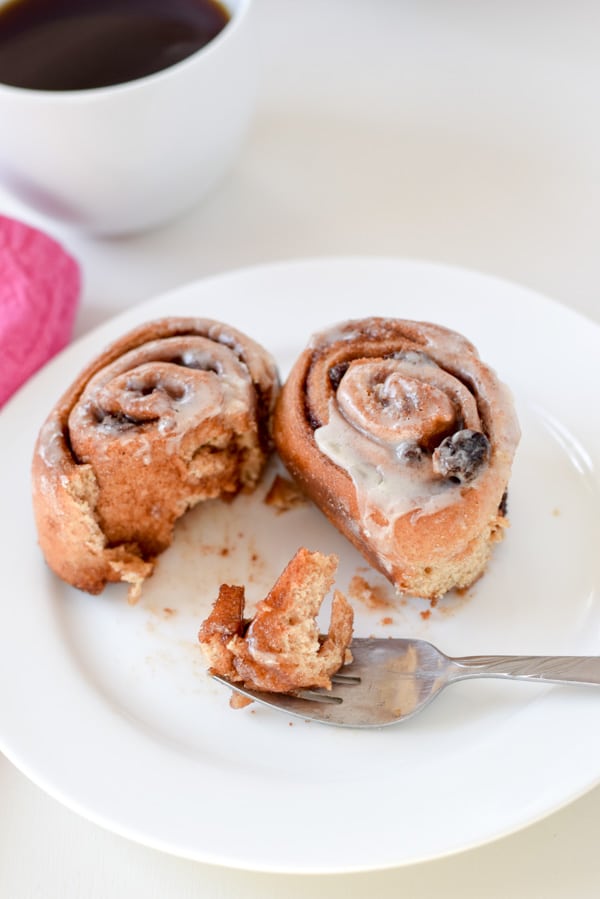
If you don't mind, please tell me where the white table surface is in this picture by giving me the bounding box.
[2,1,600,895]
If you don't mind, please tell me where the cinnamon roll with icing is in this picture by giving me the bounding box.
[32,318,279,600]
[274,318,520,599]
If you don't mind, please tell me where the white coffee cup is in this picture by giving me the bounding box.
[0,0,255,235]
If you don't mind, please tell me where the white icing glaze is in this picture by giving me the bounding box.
[311,320,521,571]
[315,400,459,534]
[242,623,321,669]
[66,336,255,465]
[305,319,521,583]
[335,356,475,446]
[37,416,67,468]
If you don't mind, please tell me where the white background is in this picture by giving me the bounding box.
[1,1,599,895]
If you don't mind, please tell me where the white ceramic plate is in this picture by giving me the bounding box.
[1,259,599,874]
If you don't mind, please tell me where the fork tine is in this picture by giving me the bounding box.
[211,638,445,727]
[331,673,361,685]
[295,690,343,704]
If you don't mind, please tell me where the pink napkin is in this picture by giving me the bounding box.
[0,215,80,408]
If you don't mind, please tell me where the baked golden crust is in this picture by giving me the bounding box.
[32,317,279,600]
[199,548,354,693]
[273,318,520,599]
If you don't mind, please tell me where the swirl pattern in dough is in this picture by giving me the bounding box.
[32,317,279,600]
[273,317,520,599]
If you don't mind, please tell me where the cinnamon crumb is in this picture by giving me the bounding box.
[264,474,308,513]
[380,616,394,626]
[163,607,175,616]
[348,574,394,610]
[197,544,226,556]
[229,692,253,709]
[420,609,431,620]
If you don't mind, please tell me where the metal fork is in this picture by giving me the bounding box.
[211,637,600,727]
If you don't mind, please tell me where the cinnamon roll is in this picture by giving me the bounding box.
[273,318,520,599]
[32,318,279,600]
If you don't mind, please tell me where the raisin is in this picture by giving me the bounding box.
[498,490,508,516]
[306,411,321,430]
[432,429,490,483]
[328,362,350,390]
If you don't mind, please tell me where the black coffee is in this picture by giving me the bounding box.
[0,0,231,91]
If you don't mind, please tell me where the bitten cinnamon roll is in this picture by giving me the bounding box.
[274,318,520,600]
[32,318,279,600]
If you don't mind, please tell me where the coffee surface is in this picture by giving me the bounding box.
[0,0,230,91]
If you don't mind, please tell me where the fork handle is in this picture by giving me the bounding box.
[450,654,600,686]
